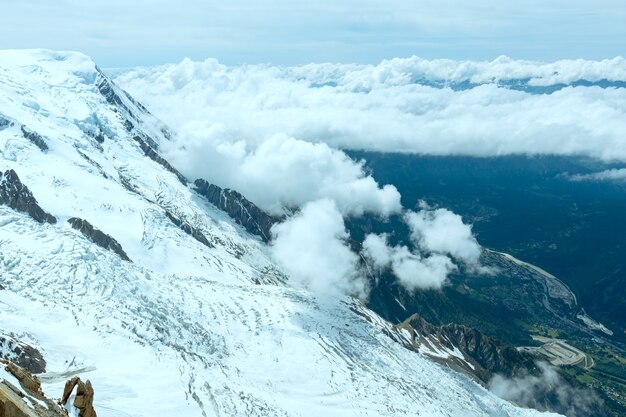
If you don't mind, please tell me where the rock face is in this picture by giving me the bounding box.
[95,71,146,120]
[61,377,97,417]
[67,217,131,262]
[0,335,46,374]
[0,170,57,224]
[165,211,213,248]
[0,360,67,417]
[0,114,11,129]
[397,314,539,385]
[194,179,279,242]
[133,135,187,185]
[19,126,48,152]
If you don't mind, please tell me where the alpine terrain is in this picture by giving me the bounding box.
[0,50,562,416]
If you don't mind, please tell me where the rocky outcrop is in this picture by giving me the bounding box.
[0,170,57,224]
[67,217,131,262]
[96,72,138,121]
[20,126,48,152]
[165,211,213,248]
[95,69,149,117]
[397,314,539,385]
[61,377,97,417]
[0,114,11,129]
[0,335,46,374]
[194,179,280,242]
[133,136,187,185]
[0,360,67,417]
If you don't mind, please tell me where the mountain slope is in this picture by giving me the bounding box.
[0,49,557,417]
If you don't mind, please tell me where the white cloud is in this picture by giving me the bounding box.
[111,56,626,220]
[489,362,602,417]
[115,56,626,171]
[362,205,484,291]
[405,204,482,265]
[389,245,457,291]
[362,233,392,268]
[363,234,458,290]
[270,199,368,299]
[166,131,401,216]
[569,168,626,182]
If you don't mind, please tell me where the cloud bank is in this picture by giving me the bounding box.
[270,199,367,298]
[115,56,626,169]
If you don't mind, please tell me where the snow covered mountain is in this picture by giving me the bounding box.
[0,49,558,417]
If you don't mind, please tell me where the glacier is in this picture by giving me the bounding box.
[0,49,559,417]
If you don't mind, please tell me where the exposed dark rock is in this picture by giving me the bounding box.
[67,217,131,262]
[95,66,149,116]
[0,169,57,224]
[133,136,186,184]
[94,132,105,143]
[76,150,108,179]
[194,179,281,242]
[19,126,48,152]
[0,335,46,374]
[95,72,136,121]
[0,114,12,129]
[165,211,213,249]
[117,172,139,194]
[123,119,134,132]
[394,315,609,417]
[397,314,538,385]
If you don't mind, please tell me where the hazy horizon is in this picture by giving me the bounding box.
[2,0,625,67]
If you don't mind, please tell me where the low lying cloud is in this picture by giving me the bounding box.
[270,201,480,297]
[405,203,482,265]
[489,362,603,417]
[362,206,483,291]
[569,168,626,182]
[270,199,368,299]
[363,234,457,290]
[166,131,401,216]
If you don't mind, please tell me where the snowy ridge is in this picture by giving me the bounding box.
[0,49,558,416]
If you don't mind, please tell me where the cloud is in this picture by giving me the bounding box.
[112,56,621,296]
[270,199,368,298]
[362,233,458,291]
[166,131,401,216]
[569,167,626,182]
[362,233,393,268]
[489,362,603,417]
[362,206,482,291]
[115,56,626,171]
[389,245,457,291]
[405,203,482,265]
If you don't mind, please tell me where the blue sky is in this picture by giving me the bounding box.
[1,0,625,67]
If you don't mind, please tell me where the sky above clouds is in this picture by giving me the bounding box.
[1,0,625,66]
